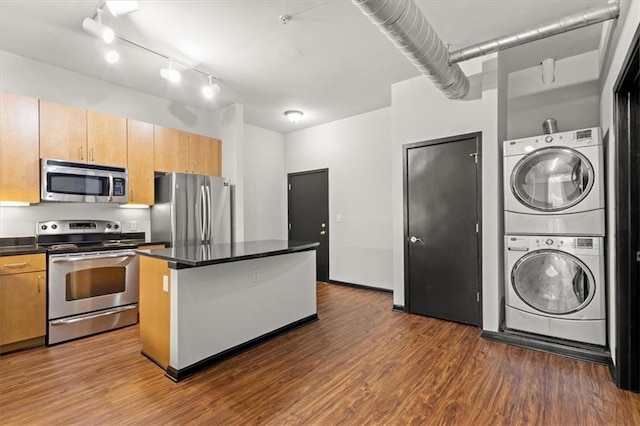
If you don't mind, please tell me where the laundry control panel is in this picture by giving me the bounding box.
[503,127,601,156]
[506,235,600,255]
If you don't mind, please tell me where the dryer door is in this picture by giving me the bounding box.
[511,249,595,315]
[511,147,594,212]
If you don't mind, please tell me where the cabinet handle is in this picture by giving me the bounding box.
[90,147,94,162]
[79,146,84,160]
[38,275,42,293]
[4,262,28,269]
[130,189,134,202]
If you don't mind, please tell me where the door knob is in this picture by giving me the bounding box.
[320,231,326,235]
[409,236,423,243]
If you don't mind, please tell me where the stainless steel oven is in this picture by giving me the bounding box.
[47,249,139,344]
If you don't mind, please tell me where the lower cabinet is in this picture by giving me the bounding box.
[0,254,46,353]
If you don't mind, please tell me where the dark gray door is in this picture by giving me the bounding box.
[405,134,481,326]
[288,169,329,282]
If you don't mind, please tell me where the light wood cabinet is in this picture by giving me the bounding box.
[188,134,221,176]
[0,253,46,353]
[40,101,127,167]
[154,125,189,173]
[0,92,40,203]
[39,100,87,162]
[139,255,170,368]
[127,120,155,205]
[87,110,127,167]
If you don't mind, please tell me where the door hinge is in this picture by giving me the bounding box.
[469,152,479,163]
[476,223,479,233]
[477,292,480,302]
[288,223,291,230]
[288,184,291,190]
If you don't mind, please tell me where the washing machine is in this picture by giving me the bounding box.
[505,235,606,346]
[504,127,604,235]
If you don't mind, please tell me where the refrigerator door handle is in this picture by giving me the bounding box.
[199,185,207,242]
[205,185,212,241]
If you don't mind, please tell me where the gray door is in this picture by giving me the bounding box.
[288,169,329,282]
[405,134,481,326]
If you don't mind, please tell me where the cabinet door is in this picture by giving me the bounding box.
[0,92,40,203]
[39,100,87,162]
[127,119,155,205]
[87,111,127,167]
[189,134,221,176]
[0,271,46,345]
[154,125,189,173]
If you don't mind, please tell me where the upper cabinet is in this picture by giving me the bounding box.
[87,111,127,167]
[154,125,189,173]
[189,134,221,176]
[40,100,127,166]
[127,120,155,205]
[39,100,87,162]
[0,92,40,203]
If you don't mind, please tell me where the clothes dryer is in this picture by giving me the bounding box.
[504,127,604,235]
[505,235,606,346]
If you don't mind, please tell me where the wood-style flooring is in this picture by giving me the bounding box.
[1,283,639,425]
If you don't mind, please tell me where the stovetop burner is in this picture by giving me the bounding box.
[36,220,144,253]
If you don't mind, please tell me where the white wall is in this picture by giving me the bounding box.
[244,123,287,241]
[507,50,600,139]
[0,51,247,240]
[285,108,393,290]
[598,0,640,365]
[390,58,487,307]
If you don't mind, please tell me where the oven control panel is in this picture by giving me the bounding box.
[36,220,121,235]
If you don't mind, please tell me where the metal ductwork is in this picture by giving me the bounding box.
[352,0,470,100]
[448,1,620,64]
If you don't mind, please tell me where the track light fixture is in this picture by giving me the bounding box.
[284,110,304,123]
[105,50,120,64]
[82,9,114,44]
[160,61,181,83]
[202,76,221,100]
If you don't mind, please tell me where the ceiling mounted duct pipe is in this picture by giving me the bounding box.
[448,1,620,64]
[352,0,469,100]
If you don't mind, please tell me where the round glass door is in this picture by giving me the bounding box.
[511,250,595,315]
[511,147,594,212]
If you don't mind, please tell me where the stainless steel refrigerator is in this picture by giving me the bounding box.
[151,172,231,247]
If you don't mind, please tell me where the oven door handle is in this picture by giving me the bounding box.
[50,305,137,325]
[108,174,114,202]
[51,252,137,262]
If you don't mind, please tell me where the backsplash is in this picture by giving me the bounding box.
[0,203,150,238]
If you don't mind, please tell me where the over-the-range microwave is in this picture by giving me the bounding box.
[41,158,128,203]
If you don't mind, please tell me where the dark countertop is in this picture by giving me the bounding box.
[137,239,319,269]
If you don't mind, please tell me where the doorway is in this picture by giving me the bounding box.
[614,34,639,392]
[288,169,329,282]
[403,132,482,326]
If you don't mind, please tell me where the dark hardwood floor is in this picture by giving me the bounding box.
[1,282,639,425]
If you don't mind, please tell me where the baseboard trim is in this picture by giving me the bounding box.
[392,304,406,313]
[166,314,319,382]
[328,280,392,294]
[481,330,611,366]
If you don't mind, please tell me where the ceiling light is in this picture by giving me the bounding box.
[284,110,304,123]
[105,1,140,16]
[82,15,114,44]
[202,76,221,100]
[160,61,181,83]
[105,50,120,64]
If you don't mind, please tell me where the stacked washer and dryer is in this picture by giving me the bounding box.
[503,127,606,346]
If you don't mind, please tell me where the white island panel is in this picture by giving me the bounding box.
[170,250,316,370]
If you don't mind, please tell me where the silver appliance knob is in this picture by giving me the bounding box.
[40,224,47,230]
[545,238,554,246]
[106,224,112,229]
[51,224,57,230]
[114,224,120,230]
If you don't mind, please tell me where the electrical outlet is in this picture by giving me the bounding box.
[162,275,169,292]
[130,221,138,231]
[252,269,260,282]
[337,214,342,223]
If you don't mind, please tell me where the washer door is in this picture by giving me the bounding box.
[511,147,594,212]
[511,249,595,315]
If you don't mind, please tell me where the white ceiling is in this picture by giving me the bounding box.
[0,0,609,133]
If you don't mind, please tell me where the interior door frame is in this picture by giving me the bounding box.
[402,132,483,326]
[287,168,329,281]
[613,30,640,392]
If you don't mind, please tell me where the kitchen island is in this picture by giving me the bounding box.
[137,240,319,381]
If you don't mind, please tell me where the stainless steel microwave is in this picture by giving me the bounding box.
[41,159,128,203]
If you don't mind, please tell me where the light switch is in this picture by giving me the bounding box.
[130,221,138,231]
[162,275,169,292]
[336,214,342,223]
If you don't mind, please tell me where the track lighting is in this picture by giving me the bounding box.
[105,50,120,64]
[202,76,221,99]
[284,110,304,123]
[82,10,114,44]
[160,61,181,83]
